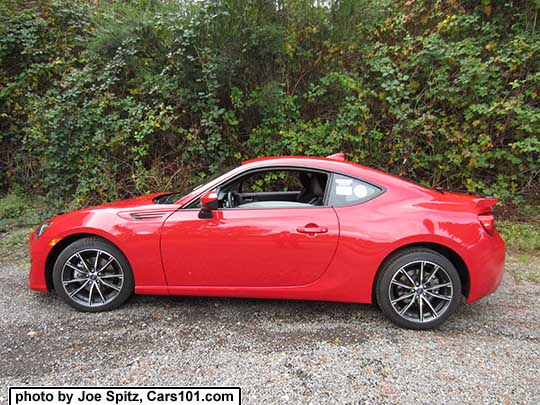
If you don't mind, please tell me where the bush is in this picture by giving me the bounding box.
[1,0,539,209]
[0,193,43,229]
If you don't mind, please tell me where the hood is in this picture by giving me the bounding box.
[90,192,169,209]
[50,193,173,221]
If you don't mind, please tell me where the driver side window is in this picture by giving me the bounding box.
[240,170,303,193]
[219,169,328,209]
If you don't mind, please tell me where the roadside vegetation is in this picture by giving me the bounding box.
[1,0,539,210]
[0,194,43,261]
[499,221,540,254]
[498,216,540,283]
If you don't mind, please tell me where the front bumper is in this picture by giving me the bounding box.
[28,230,50,292]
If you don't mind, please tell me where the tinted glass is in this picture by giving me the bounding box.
[328,174,380,206]
[240,170,304,193]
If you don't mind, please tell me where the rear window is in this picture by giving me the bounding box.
[328,174,381,206]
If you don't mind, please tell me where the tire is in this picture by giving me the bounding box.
[52,237,134,312]
[375,248,462,330]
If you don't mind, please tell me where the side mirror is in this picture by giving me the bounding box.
[199,190,218,218]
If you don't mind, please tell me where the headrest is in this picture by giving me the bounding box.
[310,174,325,196]
[299,172,311,189]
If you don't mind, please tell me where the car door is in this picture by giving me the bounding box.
[161,208,339,287]
[160,171,339,287]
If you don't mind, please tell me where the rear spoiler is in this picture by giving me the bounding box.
[472,197,499,214]
[326,152,346,161]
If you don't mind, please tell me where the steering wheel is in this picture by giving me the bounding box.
[227,191,237,208]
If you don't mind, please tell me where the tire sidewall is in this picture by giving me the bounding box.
[52,238,134,312]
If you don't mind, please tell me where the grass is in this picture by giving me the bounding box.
[0,193,45,262]
[497,220,540,284]
[0,226,34,261]
[497,221,540,254]
[525,273,540,283]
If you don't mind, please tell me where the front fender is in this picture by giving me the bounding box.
[29,209,168,292]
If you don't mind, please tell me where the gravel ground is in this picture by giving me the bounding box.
[1,258,539,404]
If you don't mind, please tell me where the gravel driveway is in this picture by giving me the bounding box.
[1,258,539,404]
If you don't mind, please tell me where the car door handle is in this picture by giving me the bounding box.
[297,225,328,234]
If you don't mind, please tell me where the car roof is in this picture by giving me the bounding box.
[241,155,412,190]
[176,154,435,206]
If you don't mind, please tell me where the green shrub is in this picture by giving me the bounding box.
[0,193,43,230]
[0,194,26,220]
[498,221,540,254]
[1,0,539,210]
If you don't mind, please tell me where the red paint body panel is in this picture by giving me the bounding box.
[29,194,174,292]
[161,208,339,287]
[28,156,506,306]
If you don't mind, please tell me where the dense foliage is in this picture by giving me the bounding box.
[1,0,539,208]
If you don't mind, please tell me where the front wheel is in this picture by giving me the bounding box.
[52,237,134,312]
[375,249,462,330]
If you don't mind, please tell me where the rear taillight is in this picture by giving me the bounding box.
[479,214,495,234]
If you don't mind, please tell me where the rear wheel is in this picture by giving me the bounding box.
[376,249,462,330]
[52,237,134,312]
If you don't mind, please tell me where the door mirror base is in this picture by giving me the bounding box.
[198,208,213,219]
[199,190,218,219]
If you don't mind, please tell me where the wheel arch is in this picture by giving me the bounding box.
[44,233,125,291]
[372,242,470,303]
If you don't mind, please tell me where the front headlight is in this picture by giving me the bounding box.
[35,221,53,239]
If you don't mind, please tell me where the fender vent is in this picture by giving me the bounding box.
[130,212,168,220]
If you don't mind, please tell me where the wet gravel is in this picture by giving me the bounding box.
[1,259,539,404]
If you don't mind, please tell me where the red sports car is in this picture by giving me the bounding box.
[29,154,505,329]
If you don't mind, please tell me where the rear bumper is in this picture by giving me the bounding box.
[465,231,506,303]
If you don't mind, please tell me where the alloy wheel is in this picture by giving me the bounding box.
[61,249,124,308]
[388,260,454,323]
